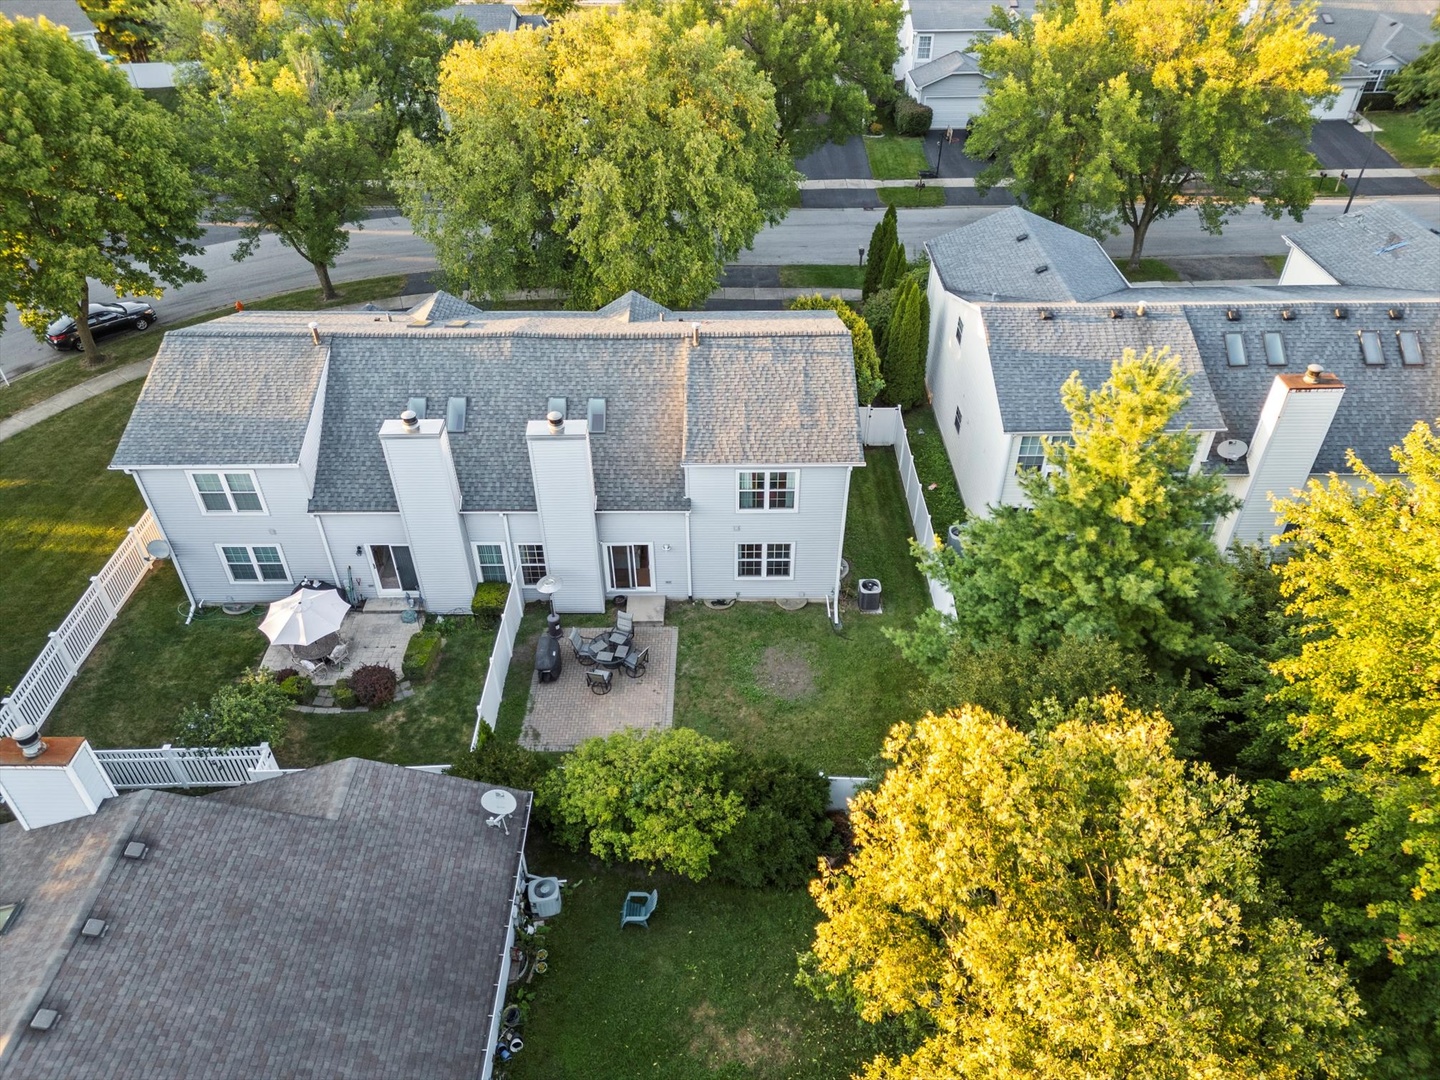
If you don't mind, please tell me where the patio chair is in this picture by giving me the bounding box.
[621,646,649,680]
[567,627,599,668]
[586,668,613,695]
[298,658,327,678]
[615,610,634,635]
[621,889,658,930]
[326,641,351,671]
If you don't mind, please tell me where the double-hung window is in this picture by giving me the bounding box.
[737,542,793,579]
[516,544,548,586]
[916,33,933,61]
[191,471,265,514]
[474,543,508,583]
[1015,435,1071,476]
[738,470,797,511]
[219,544,289,584]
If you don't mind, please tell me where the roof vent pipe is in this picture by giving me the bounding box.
[546,410,564,433]
[13,723,46,759]
[1135,303,1147,318]
[400,409,419,432]
[691,322,701,345]
[308,321,322,346]
[1304,363,1325,384]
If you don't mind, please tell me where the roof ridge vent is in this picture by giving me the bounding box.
[445,319,470,328]
[1038,308,1053,320]
[1015,232,1029,242]
[1034,264,1049,275]
[1108,307,1123,319]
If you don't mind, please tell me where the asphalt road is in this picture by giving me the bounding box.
[5,195,1438,380]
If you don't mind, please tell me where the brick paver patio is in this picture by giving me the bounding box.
[519,626,678,751]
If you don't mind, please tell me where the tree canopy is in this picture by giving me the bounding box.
[393,8,796,308]
[0,15,204,352]
[805,699,1372,1080]
[1393,12,1440,149]
[967,0,1351,265]
[632,0,903,156]
[896,349,1237,668]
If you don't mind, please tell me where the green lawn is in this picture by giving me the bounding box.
[777,264,866,290]
[863,135,931,180]
[507,833,878,1080]
[667,450,928,774]
[902,407,966,533]
[1113,257,1181,283]
[1368,110,1440,169]
[1312,175,1349,196]
[0,383,145,691]
[878,185,946,208]
[1263,254,1288,278]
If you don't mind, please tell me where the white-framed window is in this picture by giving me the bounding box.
[606,544,653,590]
[190,471,266,514]
[218,543,290,584]
[737,470,797,511]
[1015,435,1073,475]
[516,544,547,586]
[737,542,793,579]
[474,543,508,583]
[916,33,933,61]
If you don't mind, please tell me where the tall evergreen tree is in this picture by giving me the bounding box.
[862,204,897,299]
[879,240,906,292]
[883,279,924,408]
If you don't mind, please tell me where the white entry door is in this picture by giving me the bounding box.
[605,544,653,591]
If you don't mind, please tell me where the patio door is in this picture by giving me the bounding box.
[606,544,653,591]
[370,544,419,594]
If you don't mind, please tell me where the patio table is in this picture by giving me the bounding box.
[594,643,630,668]
[289,631,341,662]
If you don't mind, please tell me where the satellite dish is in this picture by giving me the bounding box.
[1216,438,1249,464]
[146,539,173,561]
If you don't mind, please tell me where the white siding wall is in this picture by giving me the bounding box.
[134,467,332,605]
[314,512,408,599]
[686,465,852,600]
[1278,243,1340,286]
[596,512,691,599]
[526,420,605,613]
[0,757,109,831]
[925,266,1011,516]
[899,27,992,77]
[380,421,476,613]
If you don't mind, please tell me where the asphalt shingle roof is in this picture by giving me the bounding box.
[1282,204,1440,289]
[907,0,1035,31]
[111,300,864,512]
[432,2,518,33]
[405,289,488,323]
[927,207,1130,303]
[0,0,96,33]
[1313,1,1437,63]
[0,759,530,1080]
[909,49,983,88]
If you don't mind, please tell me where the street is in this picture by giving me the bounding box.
[4,195,1438,380]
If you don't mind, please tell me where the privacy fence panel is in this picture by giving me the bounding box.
[472,581,525,749]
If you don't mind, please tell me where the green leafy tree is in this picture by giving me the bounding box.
[1393,13,1440,153]
[393,8,797,308]
[180,56,384,299]
[861,284,899,354]
[634,0,902,155]
[1257,422,1440,1076]
[804,699,1373,1080]
[967,0,1351,266]
[789,294,883,405]
[542,728,745,880]
[0,16,204,353]
[81,0,162,61]
[862,204,897,300]
[896,349,1238,666]
[176,669,290,750]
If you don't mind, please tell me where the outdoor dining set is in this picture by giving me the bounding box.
[259,581,355,678]
[567,610,650,695]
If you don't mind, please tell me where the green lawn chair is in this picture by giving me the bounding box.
[621,889,658,929]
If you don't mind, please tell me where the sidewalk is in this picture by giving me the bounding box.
[0,361,150,443]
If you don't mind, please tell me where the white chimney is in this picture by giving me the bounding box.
[0,732,118,830]
[1222,369,1346,547]
[525,415,605,613]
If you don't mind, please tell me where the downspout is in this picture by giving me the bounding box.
[501,512,515,583]
[832,466,854,627]
[684,508,693,601]
[128,470,197,622]
[313,514,341,585]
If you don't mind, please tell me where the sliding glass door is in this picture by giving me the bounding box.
[606,544,653,591]
[370,544,420,594]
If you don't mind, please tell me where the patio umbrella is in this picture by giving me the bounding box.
[259,585,351,650]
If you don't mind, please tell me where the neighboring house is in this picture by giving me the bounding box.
[893,0,1035,130]
[1313,0,1437,119]
[0,0,101,52]
[0,745,531,1080]
[433,3,548,35]
[922,205,1440,548]
[109,293,864,615]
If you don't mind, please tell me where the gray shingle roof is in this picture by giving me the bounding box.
[908,0,1035,31]
[979,302,1224,433]
[405,289,487,323]
[927,207,1130,303]
[112,300,865,512]
[1312,1,1437,63]
[0,760,530,1080]
[432,2,518,33]
[909,49,983,88]
[1282,204,1440,289]
[111,334,328,468]
[0,0,96,34]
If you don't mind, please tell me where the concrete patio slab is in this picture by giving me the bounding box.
[260,610,422,685]
[624,594,666,623]
[519,626,678,751]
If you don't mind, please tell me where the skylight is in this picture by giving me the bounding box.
[1263,332,1286,367]
[407,396,427,418]
[0,902,21,935]
[547,396,567,419]
[1359,331,1385,366]
[587,397,606,434]
[447,396,467,433]
[1398,331,1425,366]
[1224,333,1247,367]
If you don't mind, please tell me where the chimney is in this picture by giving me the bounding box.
[308,321,322,346]
[0,734,118,830]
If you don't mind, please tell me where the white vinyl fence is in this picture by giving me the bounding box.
[95,742,280,789]
[0,512,166,738]
[472,581,525,749]
[858,407,956,617]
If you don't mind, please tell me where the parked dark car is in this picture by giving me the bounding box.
[45,301,158,350]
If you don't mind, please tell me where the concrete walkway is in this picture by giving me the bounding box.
[0,361,150,443]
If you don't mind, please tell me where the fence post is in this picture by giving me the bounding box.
[47,631,78,678]
[160,743,192,788]
[0,699,18,736]
[89,573,117,622]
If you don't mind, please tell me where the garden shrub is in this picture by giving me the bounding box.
[894,95,933,136]
[471,581,509,620]
[862,286,898,354]
[403,630,442,682]
[712,752,836,887]
[451,737,556,826]
[279,674,316,705]
[348,663,398,707]
[175,669,290,750]
[331,679,358,709]
[273,667,300,683]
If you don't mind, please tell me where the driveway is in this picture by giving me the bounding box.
[795,136,872,181]
[1308,120,1402,169]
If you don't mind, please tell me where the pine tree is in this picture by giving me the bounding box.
[861,204,896,299]
[884,279,923,408]
[880,240,906,292]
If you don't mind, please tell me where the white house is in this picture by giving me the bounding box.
[0,0,101,52]
[109,292,864,616]
[893,0,1035,130]
[1312,0,1437,118]
[922,205,1440,548]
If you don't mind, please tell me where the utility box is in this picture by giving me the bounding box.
[857,579,883,613]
